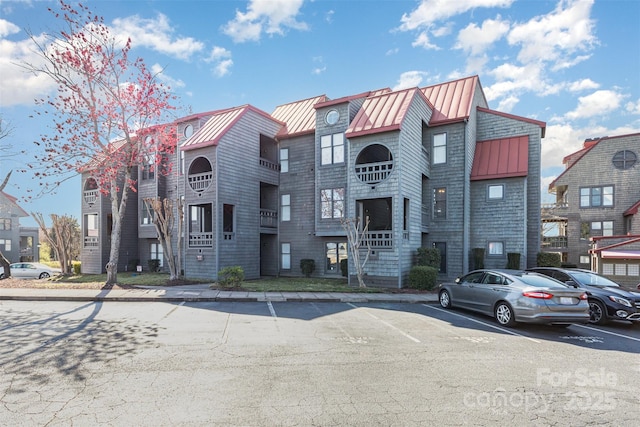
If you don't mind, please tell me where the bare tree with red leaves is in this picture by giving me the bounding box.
[20,1,178,284]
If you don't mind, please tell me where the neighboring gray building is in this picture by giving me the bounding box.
[0,191,39,263]
[80,75,545,286]
[544,133,640,286]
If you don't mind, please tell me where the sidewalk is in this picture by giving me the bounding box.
[0,284,438,304]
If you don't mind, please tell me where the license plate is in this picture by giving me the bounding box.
[559,297,574,305]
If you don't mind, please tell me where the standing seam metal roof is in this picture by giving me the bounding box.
[345,87,431,138]
[271,95,328,139]
[471,135,529,180]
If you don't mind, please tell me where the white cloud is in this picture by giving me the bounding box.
[568,78,599,92]
[625,99,640,115]
[564,90,624,120]
[0,18,20,37]
[393,71,431,90]
[398,0,513,49]
[312,66,326,75]
[205,46,233,77]
[399,0,514,31]
[111,13,204,60]
[507,0,597,69]
[223,0,308,43]
[455,16,510,56]
[150,63,185,89]
[0,31,56,107]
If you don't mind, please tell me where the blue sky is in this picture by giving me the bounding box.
[1,0,639,227]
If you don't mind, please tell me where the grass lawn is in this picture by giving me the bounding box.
[46,273,380,293]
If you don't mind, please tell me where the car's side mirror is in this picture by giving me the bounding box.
[565,280,578,288]
[455,277,461,284]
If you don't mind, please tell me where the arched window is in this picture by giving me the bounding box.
[355,144,394,185]
[188,156,213,192]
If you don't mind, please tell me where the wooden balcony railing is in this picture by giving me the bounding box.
[355,161,394,184]
[364,231,393,249]
[541,236,568,248]
[189,232,213,247]
[260,209,278,228]
[188,171,213,192]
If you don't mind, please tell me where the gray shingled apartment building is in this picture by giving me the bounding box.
[80,75,546,287]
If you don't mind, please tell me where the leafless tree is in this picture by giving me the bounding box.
[340,216,371,288]
[143,197,183,281]
[32,212,79,275]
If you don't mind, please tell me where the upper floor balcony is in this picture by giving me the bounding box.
[355,161,394,185]
[541,235,568,249]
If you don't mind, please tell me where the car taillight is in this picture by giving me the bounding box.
[580,293,587,300]
[523,291,553,299]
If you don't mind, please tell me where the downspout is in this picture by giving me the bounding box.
[462,118,469,273]
[523,177,528,268]
[215,151,220,280]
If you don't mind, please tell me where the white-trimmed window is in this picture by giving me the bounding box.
[0,218,11,230]
[488,184,504,200]
[628,264,639,276]
[320,133,344,165]
[150,243,164,267]
[321,188,344,219]
[223,204,235,240]
[602,264,614,275]
[579,255,590,264]
[280,148,289,173]
[281,243,291,270]
[0,239,11,252]
[281,194,291,222]
[591,221,614,237]
[580,186,613,207]
[615,264,626,276]
[488,241,504,256]
[433,133,446,164]
[142,203,154,225]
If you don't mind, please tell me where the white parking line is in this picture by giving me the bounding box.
[347,303,421,343]
[423,304,541,343]
[266,301,277,318]
[574,324,640,342]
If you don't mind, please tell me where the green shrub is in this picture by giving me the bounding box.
[416,247,441,269]
[506,252,521,269]
[300,259,315,278]
[148,259,160,272]
[408,266,438,290]
[72,261,81,275]
[340,259,348,277]
[218,266,244,288]
[472,248,485,270]
[537,252,561,267]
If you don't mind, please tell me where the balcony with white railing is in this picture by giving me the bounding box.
[541,236,568,249]
[83,189,99,205]
[189,232,213,247]
[355,161,394,185]
[542,202,568,209]
[260,209,278,228]
[188,171,213,192]
[84,236,99,247]
[259,158,279,171]
[364,230,393,250]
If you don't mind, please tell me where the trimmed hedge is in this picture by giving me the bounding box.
[217,266,244,288]
[408,266,438,290]
[300,259,315,278]
[506,253,521,269]
[416,247,441,269]
[537,252,561,267]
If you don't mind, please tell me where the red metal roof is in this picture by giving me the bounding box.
[624,200,640,217]
[181,105,280,151]
[421,75,484,125]
[314,89,390,109]
[345,87,432,138]
[471,135,529,181]
[272,95,327,139]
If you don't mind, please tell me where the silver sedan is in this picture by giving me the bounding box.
[0,262,61,279]
[438,270,590,327]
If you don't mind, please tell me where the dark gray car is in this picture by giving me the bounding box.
[438,269,590,327]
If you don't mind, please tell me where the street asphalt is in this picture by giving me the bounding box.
[0,283,439,304]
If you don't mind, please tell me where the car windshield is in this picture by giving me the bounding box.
[518,274,566,288]
[572,271,620,287]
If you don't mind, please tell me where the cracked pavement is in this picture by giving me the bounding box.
[1,300,638,426]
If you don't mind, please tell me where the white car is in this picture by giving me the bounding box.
[0,262,61,279]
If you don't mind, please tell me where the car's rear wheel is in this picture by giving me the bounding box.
[588,300,607,325]
[439,290,452,308]
[39,272,50,279]
[495,302,516,327]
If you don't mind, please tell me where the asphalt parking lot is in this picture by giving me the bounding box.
[1,300,638,426]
